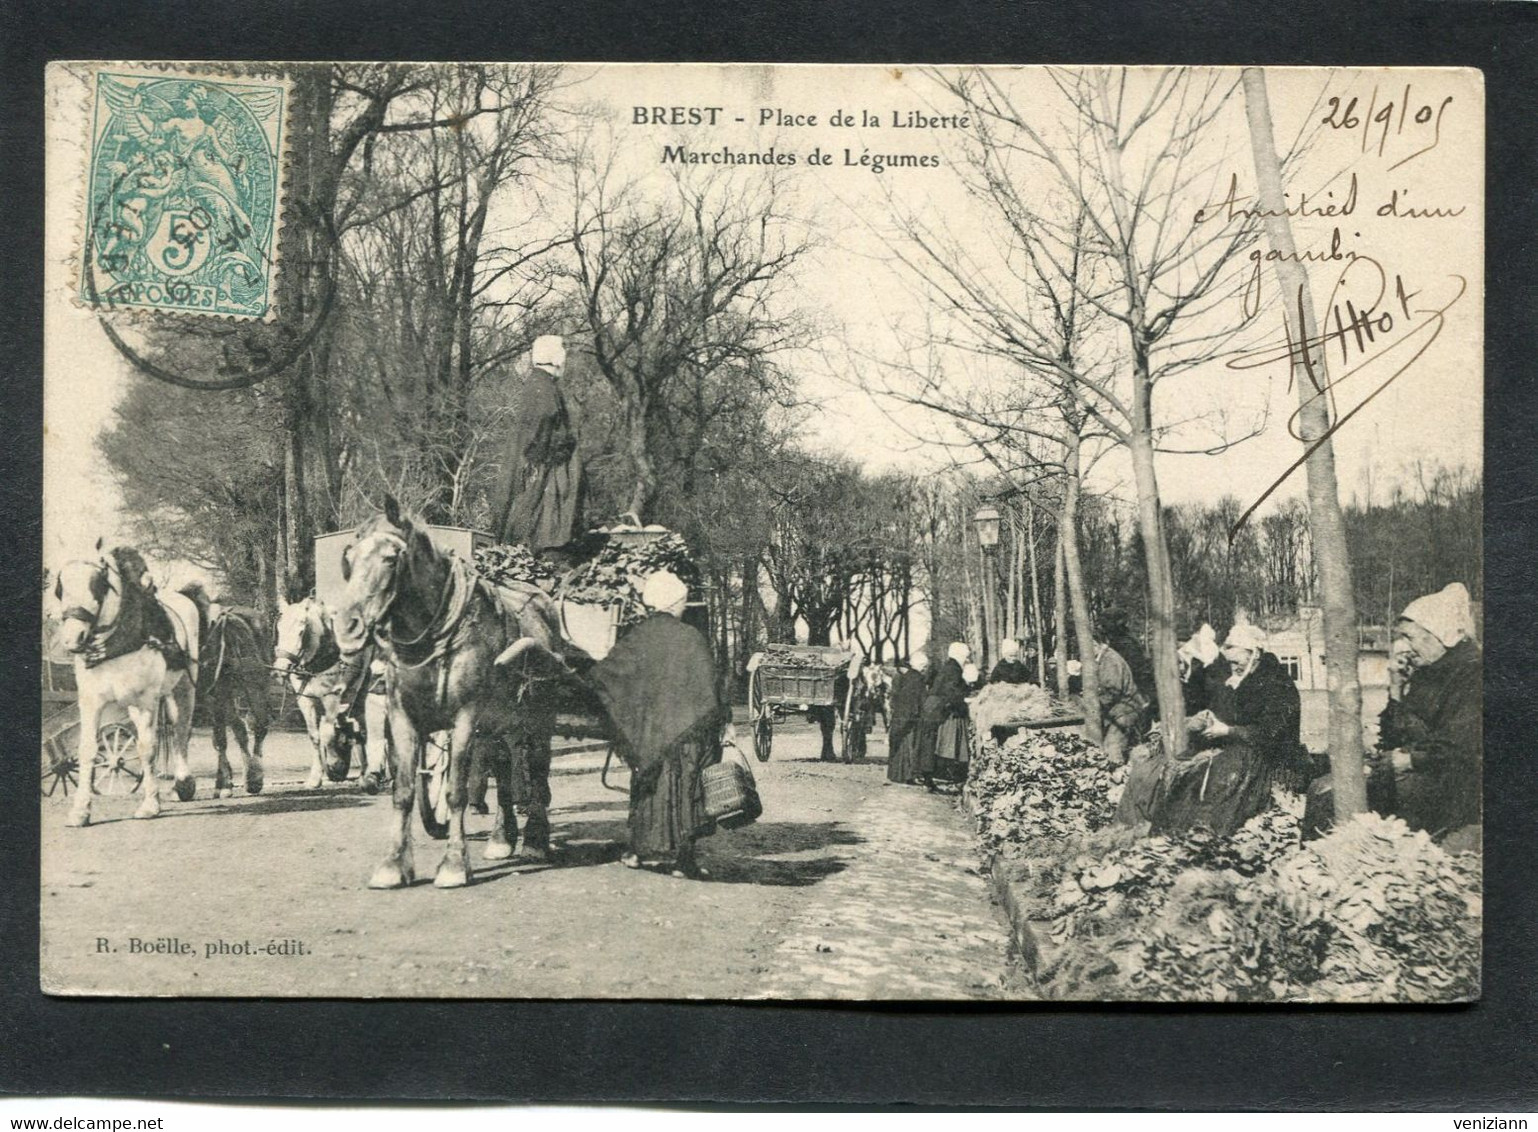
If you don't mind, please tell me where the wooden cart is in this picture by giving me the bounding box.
[41,624,157,799]
[745,644,861,762]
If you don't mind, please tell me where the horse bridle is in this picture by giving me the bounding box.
[274,598,324,677]
[352,529,465,659]
[57,558,121,653]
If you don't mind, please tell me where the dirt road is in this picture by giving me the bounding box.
[40,718,1030,1000]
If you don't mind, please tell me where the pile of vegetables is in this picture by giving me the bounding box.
[968,732,1481,1003]
[557,530,696,620]
[759,644,852,672]
[474,543,561,589]
[969,681,1062,734]
[968,728,1126,855]
[475,529,696,627]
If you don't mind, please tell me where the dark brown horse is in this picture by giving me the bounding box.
[180,584,269,797]
[334,497,576,889]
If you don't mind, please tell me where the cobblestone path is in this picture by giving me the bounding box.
[755,776,1028,1000]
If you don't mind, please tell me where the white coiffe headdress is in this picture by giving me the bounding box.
[641,571,689,617]
[531,335,566,372]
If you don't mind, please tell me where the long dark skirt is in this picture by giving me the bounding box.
[1116,743,1276,837]
[626,731,718,865]
[886,719,922,782]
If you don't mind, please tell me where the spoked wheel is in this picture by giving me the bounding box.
[94,721,145,796]
[753,714,773,763]
[417,733,451,840]
[42,740,79,798]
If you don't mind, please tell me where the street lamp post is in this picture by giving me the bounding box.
[974,505,1002,670]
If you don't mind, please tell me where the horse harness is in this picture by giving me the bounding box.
[61,556,193,674]
[370,538,482,712]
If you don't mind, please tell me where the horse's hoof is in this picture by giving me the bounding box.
[133,803,160,820]
[215,787,233,799]
[174,777,196,802]
[64,810,91,828]
[368,861,415,889]
[515,847,551,865]
[246,776,264,796]
[470,801,489,816]
[433,858,471,889]
[361,773,381,796]
[303,776,323,790]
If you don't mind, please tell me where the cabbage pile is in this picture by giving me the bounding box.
[558,531,695,613]
[969,728,1126,855]
[1032,805,1480,1003]
[967,731,1480,1003]
[474,543,561,588]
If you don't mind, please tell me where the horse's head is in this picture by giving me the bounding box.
[54,557,113,654]
[335,495,432,653]
[53,541,145,654]
[274,596,325,682]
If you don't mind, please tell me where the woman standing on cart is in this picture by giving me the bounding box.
[588,572,725,879]
[491,335,585,564]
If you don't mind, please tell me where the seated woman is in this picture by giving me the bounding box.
[1313,583,1481,848]
[586,571,725,879]
[1116,623,1304,837]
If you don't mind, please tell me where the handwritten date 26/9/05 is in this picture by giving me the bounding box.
[1320,83,1454,171]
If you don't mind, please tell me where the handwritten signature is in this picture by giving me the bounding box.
[1225,256,1467,534]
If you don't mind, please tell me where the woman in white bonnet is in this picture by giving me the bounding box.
[1375,582,1482,845]
[917,642,973,787]
[583,570,724,878]
[1117,621,1304,837]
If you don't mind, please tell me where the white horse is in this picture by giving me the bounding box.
[53,545,201,825]
[273,596,391,792]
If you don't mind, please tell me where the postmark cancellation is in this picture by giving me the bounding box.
[77,66,289,321]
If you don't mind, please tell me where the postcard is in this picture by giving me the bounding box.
[41,63,1482,1001]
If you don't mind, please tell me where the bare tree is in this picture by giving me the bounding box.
[1241,66,1367,816]
[568,161,814,520]
[892,67,1270,755]
[334,65,570,524]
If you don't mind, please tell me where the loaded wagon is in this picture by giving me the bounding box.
[745,644,862,762]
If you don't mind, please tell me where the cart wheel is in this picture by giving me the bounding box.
[94,722,145,796]
[417,734,451,840]
[42,743,78,798]
[753,715,773,763]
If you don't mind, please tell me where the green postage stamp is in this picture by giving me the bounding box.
[78,67,289,320]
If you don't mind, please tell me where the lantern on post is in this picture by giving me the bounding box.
[973,505,1002,553]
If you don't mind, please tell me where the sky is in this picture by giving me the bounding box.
[44,64,1482,576]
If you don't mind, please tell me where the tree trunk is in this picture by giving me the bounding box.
[1061,429,1102,741]
[624,397,659,521]
[1242,66,1367,816]
[1127,425,1186,755]
[1027,502,1047,685]
[1053,519,1069,698]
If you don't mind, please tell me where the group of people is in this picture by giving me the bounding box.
[1107,582,1482,849]
[491,332,1483,871]
[882,638,1038,790]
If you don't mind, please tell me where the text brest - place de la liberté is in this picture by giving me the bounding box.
[634,105,966,173]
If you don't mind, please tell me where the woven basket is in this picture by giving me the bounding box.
[702,760,762,829]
